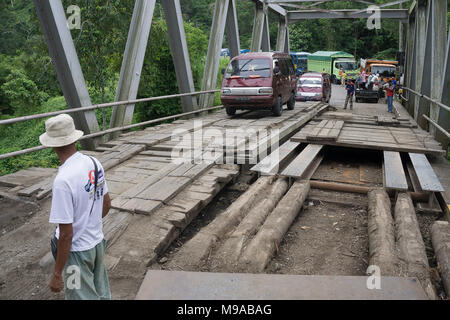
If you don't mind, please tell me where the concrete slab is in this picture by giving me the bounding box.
[135,270,428,300]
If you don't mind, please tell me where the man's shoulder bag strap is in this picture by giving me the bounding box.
[88,156,99,216]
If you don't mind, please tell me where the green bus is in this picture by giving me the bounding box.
[307,51,359,84]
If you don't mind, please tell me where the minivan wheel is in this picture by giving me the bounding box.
[226,106,236,116]
[287,93,295,110]
[272,96,283,116]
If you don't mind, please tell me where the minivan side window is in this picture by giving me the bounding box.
[287,59,295,75]
[280,59,289,76]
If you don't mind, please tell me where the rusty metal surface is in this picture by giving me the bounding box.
[135,270,428,300]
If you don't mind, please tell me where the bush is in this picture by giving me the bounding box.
[1,69,49,116]
[0,96,67,175]
[134,19,209,123]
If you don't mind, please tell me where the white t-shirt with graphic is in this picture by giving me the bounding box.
[49,152,108,252]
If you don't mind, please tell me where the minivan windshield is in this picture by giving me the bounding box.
[299,78,322,86]
[225,59,271,79]
[371,66,396,78]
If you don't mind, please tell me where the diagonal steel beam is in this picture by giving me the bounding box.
[251,1,266,52]
[436,26,450,148]
[34,0,100,150]
[429,0,447,137]
[413,1,427,122]
[109,0,155,138]
[199,0,230,109]
[225,0,241,58]
[162,0,198,113]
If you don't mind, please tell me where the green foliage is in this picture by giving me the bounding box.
[0,96,67,175]
[214,57,230,105]
[374,48,398,61]
[1,69,49,116]
[135,19,208,123]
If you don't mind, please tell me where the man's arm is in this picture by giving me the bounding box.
[102,193,111,218]
[49,223,73,292]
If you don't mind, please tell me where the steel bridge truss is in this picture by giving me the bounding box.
[34,0,448,150]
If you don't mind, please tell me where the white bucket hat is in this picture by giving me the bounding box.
[39,114,84,147]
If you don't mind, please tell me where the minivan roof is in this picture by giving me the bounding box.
[301,72,322,78]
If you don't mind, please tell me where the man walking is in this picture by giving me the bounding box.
[40,114,112,300]
[344,79,355,111]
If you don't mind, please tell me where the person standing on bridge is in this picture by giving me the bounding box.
[361,69,367,88]
[40,114,112,300]
[344,79,355,111]
[384,80,396,113]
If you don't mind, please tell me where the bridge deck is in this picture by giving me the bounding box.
[0,85,448,300]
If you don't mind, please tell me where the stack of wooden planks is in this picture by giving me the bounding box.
[291,120,444,155]
[305,120,344,141]
[316,111,416,128]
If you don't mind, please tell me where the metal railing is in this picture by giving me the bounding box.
[0,89,220,126]
[0,90,222,160]
[401,87,450,138]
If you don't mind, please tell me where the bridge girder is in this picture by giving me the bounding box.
[109,0,155,139]
[34,0,101,150]
[287,9,409,22]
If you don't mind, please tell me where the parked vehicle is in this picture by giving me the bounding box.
[361,59,398,84]
[290,52,310,75]
[355,84,380,103]
[308,51,359,84]
[220,48,250,58]
[295,72,331,103]
[220,48,229,58]
[221,52,297,117]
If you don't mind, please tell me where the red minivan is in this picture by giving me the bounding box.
[221,52,297,117]
[295,72,331,103]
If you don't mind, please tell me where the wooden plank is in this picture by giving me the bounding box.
[251,141,300,175]
[281,144,323,178]
[409,153,445,192]
[120,163,179,198]
[290,134,445,156]
[137,176,191,203]
[121,198,162,215]
[168,163,196,177]
[309,120,344,141]
[383,151,408,191]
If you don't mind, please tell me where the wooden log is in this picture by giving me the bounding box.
[239,181,310,272]
[367,189,399,276]
[431,221,450,296]
[166,176,276,270]
[308,180,429,202]
[211,178,289,271]
[394,192,438,300]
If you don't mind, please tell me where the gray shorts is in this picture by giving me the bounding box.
[62,239,111,300]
